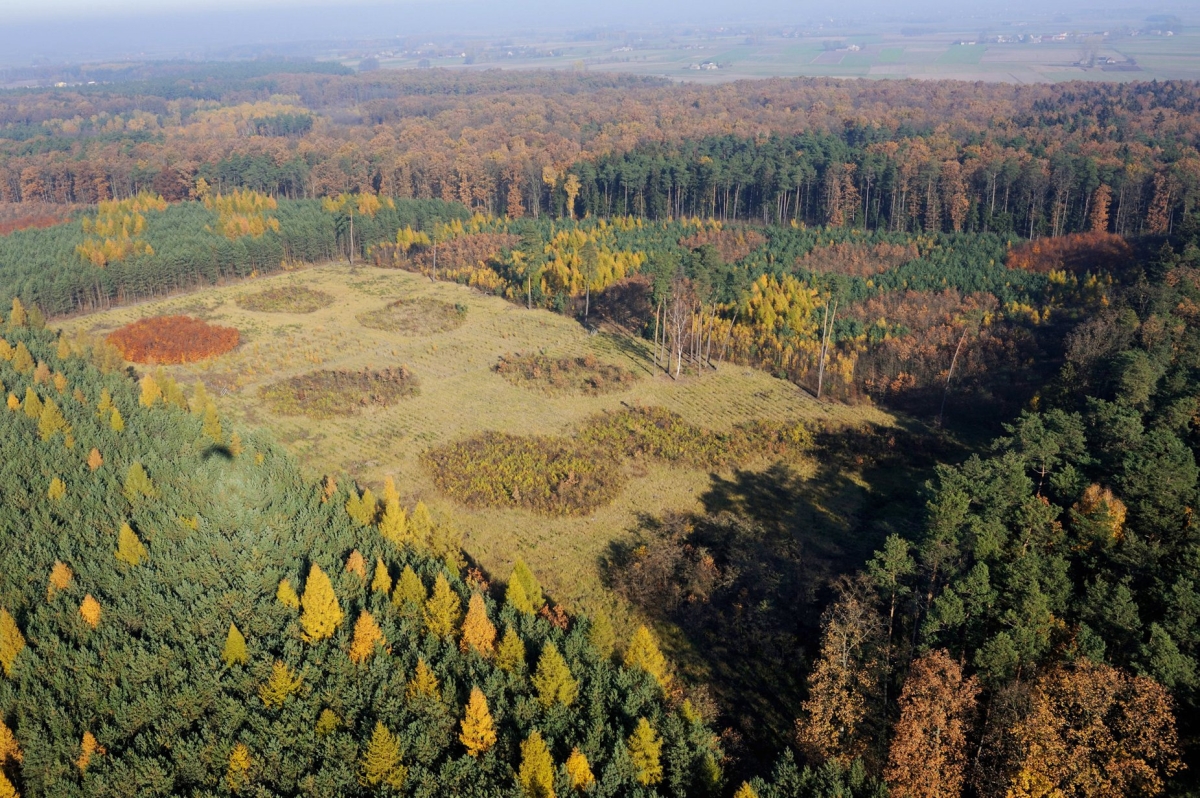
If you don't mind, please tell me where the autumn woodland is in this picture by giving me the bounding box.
[1,59,1200,798]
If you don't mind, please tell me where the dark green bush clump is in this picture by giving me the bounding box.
[238,285,335,313]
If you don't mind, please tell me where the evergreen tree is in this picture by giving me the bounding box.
[222,623,249,667]
[459,686,497,756]
[348,610,385,664]
[497,626,526,673]
[79,594,101,628]
[371,558,392,595]
[588,612,615,660]
[115,523,148,567]
[406,658,440,700]
[259,661,302,708]
[359,722,407,789]
[628,718,663,786]
[566,748,595,791]
[624,625,671,690]
[518,730,555,798]
[0,607,24,677]
[226,743,251,793]
[276,579,300,609]
[460,592,497,656]
[299,563,344,643]
[532,641,578,707]
[424,572,462,637]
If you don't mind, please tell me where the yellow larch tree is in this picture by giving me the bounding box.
[532,641,578,708]
[624,625,671,691]
[11,342,32,374]
[408,500,434,548]
[115,523,148,566]
[277,579,300,609]
[628,718,663,786]
[0,771,16,798]
[348,610,385,664]
[406,658,440,700]
[47,477,65,501]
[359,722,407,789]
[518,730,555,798]
[371,558,392,595]
[344,549,367,580]
[393,565,426,617]
[507,575,534,615]
[222,623,249,667]
[378,475,412,546]
[0,608,25,677]
[79,595,101,629]
[733,782,759,798]
[460,592,496,656]
[226,743,252,793]
[345,486,377,526]
[259,661,302,708]
[299,563,343,643]
[496,627,526,673]
[0,716,21,765]
[109,407,124,432]
[22,388,41,420]
[424,573,462,637]
[566,748,595,791]
[139,374,161,407]
[459,686,497,756]
[5,394,17,412]
[512,560,544,610]
[47,561,73,601]
[76,731,103,772]
[87,447,103,471]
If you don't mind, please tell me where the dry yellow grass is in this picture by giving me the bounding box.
[63,263,892,616]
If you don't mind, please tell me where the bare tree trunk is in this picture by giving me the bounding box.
[938,329,969,427]
[817,299,837,400]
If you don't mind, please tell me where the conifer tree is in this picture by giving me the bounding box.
[0,772,17,798]
[79,595,101,628]
[625,625,671,690]
[532,641,578,707]
[345,549,367,580]
[161,374,188,410]
[115,523,148,566]
[345,487,377,526]
[276,579,300,609]
[47,561,73,601]
[588,612,615,659]
[0,339,9,360]
[229,432,243,457]
[566,748,595,791]
[406,658,440,700]
[110,407,124,432]
[259,661,302,708]
[139,374,162,407]
[359,722,407,789]
[96,388,113,416]
[22,388,41,420]
[460,592,497,656]
[31,361,49,385]
[226,743,251,793]
[512,560,544,609]
[733,782,759,798]
[628,718,663,786]
[191,381,210,416]
[0,607,24,677]
[11,342,32,374]
[300,564,343,643]
[8,299,26,328]
[507,575,535,615]
[47,477,65,501]
[0,718,20,766]
[409,500,434,547]
[202,403,222,444]
[393,565,426,616]
[315,709,341,736]
[122,462,155,504]
[424,572,462,637]
[76,731,102,772]
[459,686,497,756]
[87,447,103,471]
[379,477,411,546]
[52,372,67,393]
[497,626,526,673]
[4,394,17,412]
[222,623,249,667]
[518,730,555,798]
[72,387,86,406]
[371,558,392,595]
[348,610,385,664]
[37,398,69,441]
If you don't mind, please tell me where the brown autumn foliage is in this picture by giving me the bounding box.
[679,228,766,263]
[373,233,521,282]
[107,315,239,364]
[796,240,919,278]
[0,202,79,235]
[884,650,979,798]
[1006,659,1181,798]
[1005,231,1134,275]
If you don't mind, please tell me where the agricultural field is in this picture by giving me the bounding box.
[62,263,891,624]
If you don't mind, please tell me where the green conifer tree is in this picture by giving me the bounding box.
[393,565,426,616]
[512,560,544,609]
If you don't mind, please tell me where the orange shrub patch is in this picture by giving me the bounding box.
[107,315,239,364]
[679,228,765,263]
[1006,231,1133,275]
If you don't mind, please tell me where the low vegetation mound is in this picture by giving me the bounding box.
[679,227,766,263]
[357,297,467,334]
[495,352,637,396]
[1006,231,1133,274]
[424,431,624,515]
[107,315,239,364]
[796,240,919,278]
[426,406,811,514]
[237,285,334,313]
[261,367,418,418]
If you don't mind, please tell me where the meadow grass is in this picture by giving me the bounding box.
[63,263,892,624]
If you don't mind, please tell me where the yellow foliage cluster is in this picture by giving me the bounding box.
[205,188,281,240]
[76,191,165,267]
[536,228,644,300]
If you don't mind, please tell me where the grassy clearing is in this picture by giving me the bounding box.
[260,366,418,419]
[61,263,892,621]
[238,285,334,313]
[357,297,468,334]
[495,352,637,396]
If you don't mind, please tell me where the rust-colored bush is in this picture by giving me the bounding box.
[374,232,520,284]
[1006,231,1133,275]
[796,240,918,278]
[679,228,765,263]
[107,315,239,364]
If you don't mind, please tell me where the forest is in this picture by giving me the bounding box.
[1,65,1200,797]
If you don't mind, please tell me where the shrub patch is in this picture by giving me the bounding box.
[108,315,239,364]
[261,367,418,419]
[357,297,467,335]
[238,286,334,313]
[495,352,637,396]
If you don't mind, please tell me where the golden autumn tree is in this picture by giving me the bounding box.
[87,447,103,471]
[459,686,497,756]
[259,661,303,708]
[424,573,462,637]
[115,523,148,566]
[79,595,101,629]
[496,626,526,673]
[460,592,497,656]
[566,748,595,791]
[1006,660,1180,798]
[408,500,434,548]
[378,476,411,546]
[628,718,663,786]
[518,730,555,798]
[348,610,385,664]
[371,558,392,595]
[0,608,24,677]
[733,783,759,798]
[393,565,426,616]
[226,743,252,793]
[507,575,534,615]
[76,732,103,772]
[47,477,65,501]
[624,625,671,691]
[139,374,161,407]
[11,342,33,375]
[345,486,377,526]
[406,658,440,701]
[884,650,979,798]
[344,549,367,581]
[47,561,73,601]
[359,722,407,789]
[276,579,300,609]
[122,462,155,504]
[532,641,577,708]
[222,623,249,667]
[299,563,343,643]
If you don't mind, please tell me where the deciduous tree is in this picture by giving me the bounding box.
[460,592,496,656]
[299,564,343,643]
[628,718,663,786]
[459,686,497,756]
[532,641,577,707]
[519,730,555,798]
[359,722,407,789]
